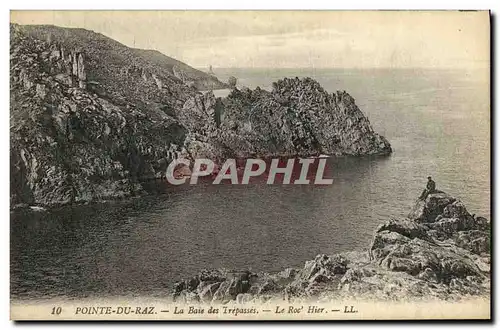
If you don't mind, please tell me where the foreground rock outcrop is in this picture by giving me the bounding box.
[172,191,490,303]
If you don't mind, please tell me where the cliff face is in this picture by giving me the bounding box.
[179,78,392,160]
[172,191,490,303]
[10,24,391,207]
[10,24,195,206]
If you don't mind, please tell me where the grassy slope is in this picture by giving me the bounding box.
[16,24,227,92]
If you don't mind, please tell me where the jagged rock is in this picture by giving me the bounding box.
[473,256,490,273]
[340,267,376,285]
[296,254,348,282]
[70,52,86,88]
[429,216,477,235]
[475,216,490,230]
[370,193,489,286]
[54,73,72,85]
[378,238,482,280]
[211,271,253,303]
[248,278,281,295]
[408,192,456,223]
[443,200,470,218]
[178,92,217,133]
[180,78,392,159]
[376,218,431,241]
[173,269,256,303]
[369,230,411,260]
[198,282,221,302]
[455,230,490,255]
[276,268,298,281]
[172,191,490,302]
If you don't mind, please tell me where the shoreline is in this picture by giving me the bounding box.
[10,153,393,210]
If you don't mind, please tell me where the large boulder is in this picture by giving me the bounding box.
[408,192,456,223]
[378,238,483,281]
[370,230,411,260]
[376,218,431,241]
[454,230,490,255]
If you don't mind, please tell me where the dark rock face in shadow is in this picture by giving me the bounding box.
[10,24,199,206]
[173,191,490,303]
[180,78,392,161]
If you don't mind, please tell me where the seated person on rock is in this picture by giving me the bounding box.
[419,176,436,200]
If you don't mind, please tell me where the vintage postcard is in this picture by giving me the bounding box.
[9,10,490,320]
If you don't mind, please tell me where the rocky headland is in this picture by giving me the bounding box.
[179,78,391,162]
[172,191,490,303]
[10,24,391,207]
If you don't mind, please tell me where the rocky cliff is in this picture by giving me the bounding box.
[10,24,197,206]
[172,191,490,303]
[10,24,391,207]
[179,78,392,161]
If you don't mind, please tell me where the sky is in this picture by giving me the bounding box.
[10,10,490,69]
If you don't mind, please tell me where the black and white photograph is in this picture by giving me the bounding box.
[8,10,491,320]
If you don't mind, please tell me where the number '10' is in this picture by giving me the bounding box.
[51,307,62,315]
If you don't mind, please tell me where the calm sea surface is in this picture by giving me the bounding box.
[11,68,490,300]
